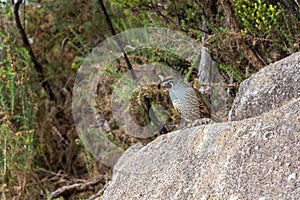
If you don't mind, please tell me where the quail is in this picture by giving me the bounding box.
[158,76,218,123]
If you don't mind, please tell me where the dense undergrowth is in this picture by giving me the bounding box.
[0,0,299,199]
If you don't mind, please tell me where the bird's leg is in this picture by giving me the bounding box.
[179,117,215,129]
[191,118,213,126]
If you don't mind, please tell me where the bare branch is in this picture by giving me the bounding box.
[97,0,169,134]
[49,177,105,200]
[87,182,109,200]
[13,0,56,101]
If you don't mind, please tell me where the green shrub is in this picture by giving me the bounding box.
[0,32,37,198]
[233,0,282,35]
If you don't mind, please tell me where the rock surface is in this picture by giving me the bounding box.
[229,52,300,121]
[102,52,300,200]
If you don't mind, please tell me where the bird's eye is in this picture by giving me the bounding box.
[165,81,173,88]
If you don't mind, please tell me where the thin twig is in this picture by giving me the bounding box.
[97,0,168,134]
[97,0,137,80]
[87,182,109,200]
[13,0,56,101]
[49,177,104,200]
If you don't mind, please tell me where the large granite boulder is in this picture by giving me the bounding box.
[102,52,300,200]
[229,52,300,121]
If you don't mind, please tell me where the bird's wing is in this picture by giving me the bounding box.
[185,87,212,118]
[193,88,220,122]
[172,99,182,115]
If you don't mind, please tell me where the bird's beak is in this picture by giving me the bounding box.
[158,82,162,89]
[157,81,166,89]
[158,80,173,90]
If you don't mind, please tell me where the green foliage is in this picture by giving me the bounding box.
[233,0,281,35]
[233,0,299,61]
[102,64,123,81]
[0,0,299,198]
[110,0,203,38]
[219,64,243,83]
[111,0,151,7]
[272,3,298,53]
[110,4,157,32]
[0,32,36,198]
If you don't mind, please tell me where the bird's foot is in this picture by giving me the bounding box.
[189,118,213,127]
[179,118,213,129]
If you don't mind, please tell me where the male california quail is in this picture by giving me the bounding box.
[158,76,218,123]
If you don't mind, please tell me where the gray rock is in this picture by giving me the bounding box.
[103,98,299,199]
[229,52,300,121]
[102,53,300,200]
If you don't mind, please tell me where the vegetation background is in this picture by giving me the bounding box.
[0,0,299,199]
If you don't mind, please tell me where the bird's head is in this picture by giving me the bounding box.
[157,76,179,90]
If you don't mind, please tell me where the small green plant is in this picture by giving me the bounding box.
[219,64,243,83]
[0,32,37,198]
[233,0,299,61]
[233,0,282,35]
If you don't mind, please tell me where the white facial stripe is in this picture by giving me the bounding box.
[169,80,174,88]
